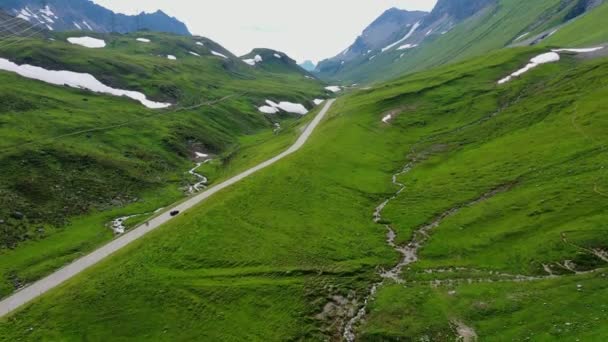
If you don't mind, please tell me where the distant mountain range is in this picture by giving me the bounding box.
[0,0,190,35]
[315,0,605,83]
[299,60,316,72]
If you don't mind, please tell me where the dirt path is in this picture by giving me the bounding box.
[0,99,335,318]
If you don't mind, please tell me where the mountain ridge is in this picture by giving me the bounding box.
[0,0,191,35]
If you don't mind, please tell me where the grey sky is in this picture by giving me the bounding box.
[93,0,437,63]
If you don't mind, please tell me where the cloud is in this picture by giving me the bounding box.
[93,0,437,63]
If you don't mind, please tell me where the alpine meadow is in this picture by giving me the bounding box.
[0,0,607,341]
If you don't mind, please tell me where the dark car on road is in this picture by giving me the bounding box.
[170,210,180,217]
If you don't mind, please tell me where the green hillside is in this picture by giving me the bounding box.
[0,31,325,297]
[543,1,608,47]
[2,41,607,341]
[320,0,604,84]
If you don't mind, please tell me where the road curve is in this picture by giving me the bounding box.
[0,99,335,318]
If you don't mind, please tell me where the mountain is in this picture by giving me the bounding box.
[0,9,44,38]
[0,0,190,35]
[299,60,316,72]
[0,29,325,291]
[240,48,314,77]
[3,30,608,340]
[315,0,605,83]
[315,7,427,77]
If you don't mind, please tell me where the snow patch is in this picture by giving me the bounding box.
[242,54,263,66]
[313,99,325,105]
[0,58,171,109]
[82,21,93,31]
[325,86,341,93]
[211,51,228,59]
[382,21,420,52]
[73,22,82,30]
[136,38,151,43]
[167,55,177,60]
[67,37,106,48]
[382,114,392,123]
[498,52,560,84]
[273,53,282,58]
[258,105,279,114]
[189,51,201,56]
[39,5,56,18]
[369,55,377,61]
[515,32,529,41]
[397,44,417,50]
[259,99,308,115]
[552,47,604,53]
[196,42,204,46]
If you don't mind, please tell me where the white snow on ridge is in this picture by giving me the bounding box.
[67,37,106,48]
[313,99,324,105]
[0,58,171,109]
[382,21,420,52]
[274,53,282,58]
[498,52,560,84]
[212,51,228,59]
[552,47,604,53]
[73,22,82,30]
[325,86,341,93]
[39,5,56,18]
[189,51,201,56]
[167,55,177,60]
[136,38,151,43]
[196,42,204,46]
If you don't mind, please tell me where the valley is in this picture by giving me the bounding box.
[0,0,607,341]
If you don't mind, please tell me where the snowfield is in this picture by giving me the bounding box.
[498,52,560,84]
[212,51,228,59]
[325,86,341,93]
[0,58,171,109]
[167,55,177,60]
[258,99,308,115]
[67,37,106,48]
[136,38,151,43]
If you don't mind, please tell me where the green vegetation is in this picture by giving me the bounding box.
[2,42,607,341]
[320,0,604,84]
[0,31,327,297]
[543,1,608,47]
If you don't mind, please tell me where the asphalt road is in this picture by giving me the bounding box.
[0,99,335,318]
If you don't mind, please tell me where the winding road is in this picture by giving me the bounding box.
[0,99,335,318]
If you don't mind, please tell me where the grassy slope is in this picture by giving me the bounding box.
[325,0,580,84]
[0,31,327,297]
[2,45,607,340]
[543,1,608,47]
